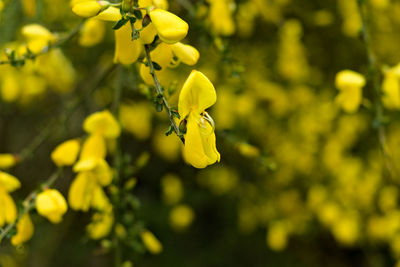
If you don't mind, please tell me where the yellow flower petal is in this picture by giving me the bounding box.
[0,171,20,192]
[170,42,199,66]
[141,230,163,254]
[68,172,96,211]
[11,213,34,246]
[0,191,17,226]
[83,110,121,138]
[77,134,106,164]
[51,139,80,167]
[178,70,217,119]
[72,0,109,18]
[0,154,17,169]
[149,9,188,44]
[36,189,68,224]
[183,113,219,168]
[114,23,143,65]
[79,18,106,47]
[95,6,121,21]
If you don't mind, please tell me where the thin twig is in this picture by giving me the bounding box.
[356,0,395,176]
[143,44,185,143]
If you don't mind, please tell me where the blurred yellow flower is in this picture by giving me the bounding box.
[36,189,68,223]
[11,213,34,246]
[83,110,121,139]
[382,63,400,109]
[178,70,220,168]
[141,230,163,254]
[169,204,195,231]
[0,154,17,169]
[161,174,183,205]
[335,70,365,113]
[51,139,80,167]
[79,18,106,47]
[87,205,113,239]
[72,0,110,18]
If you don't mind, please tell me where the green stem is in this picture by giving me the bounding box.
[356,0,394,175]
[143,44,184,143]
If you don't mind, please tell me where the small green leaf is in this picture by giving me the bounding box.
[133,9,143,19]
[113,18,129,30]
[155,103,163,112]
[152,61,162,71]
[165,126,174,136]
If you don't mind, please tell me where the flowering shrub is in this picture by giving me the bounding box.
[2,0,400,266]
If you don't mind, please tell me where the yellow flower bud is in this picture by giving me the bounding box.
[0,154,17,169]
[72,0,110,18]
[149,9,188,44]
[141,230,163,254]
[51,139,80,167]
[83,110,121,138]
[11,214,34,246]
[36,189,68,224]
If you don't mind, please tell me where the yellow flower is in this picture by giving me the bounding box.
[73,134,106,172]
[21,24,55,53]
[0,154,17,169]
[83,110,121,138]
[0,171,20,192]
[0,187,18,227]
[36,189,68,223]
[114,23,143,65]
[161,174,183,205]
[141,230,163,254]
[51,139,80,167]
[68,171,111,211]
[178,70,220,168]
[72,0,110,18]
[207,0,235,36]
[335,70,365,113]
[11,213,34,246]
[79,18,106,47]
[382,63,400,109]
[68,172,97,211]
[87,204,113,239]
[119,102,153,140]
[149,9,188,44]
[169,204,195,231]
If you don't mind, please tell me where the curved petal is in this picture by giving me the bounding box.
[149,9,188,44]
[114,23,142,65]
[170,42,199,66]
[178,71,216,119]
[183,114,209,168]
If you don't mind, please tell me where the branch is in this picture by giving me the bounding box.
[356,0,395,176]
[143,44,185,143]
